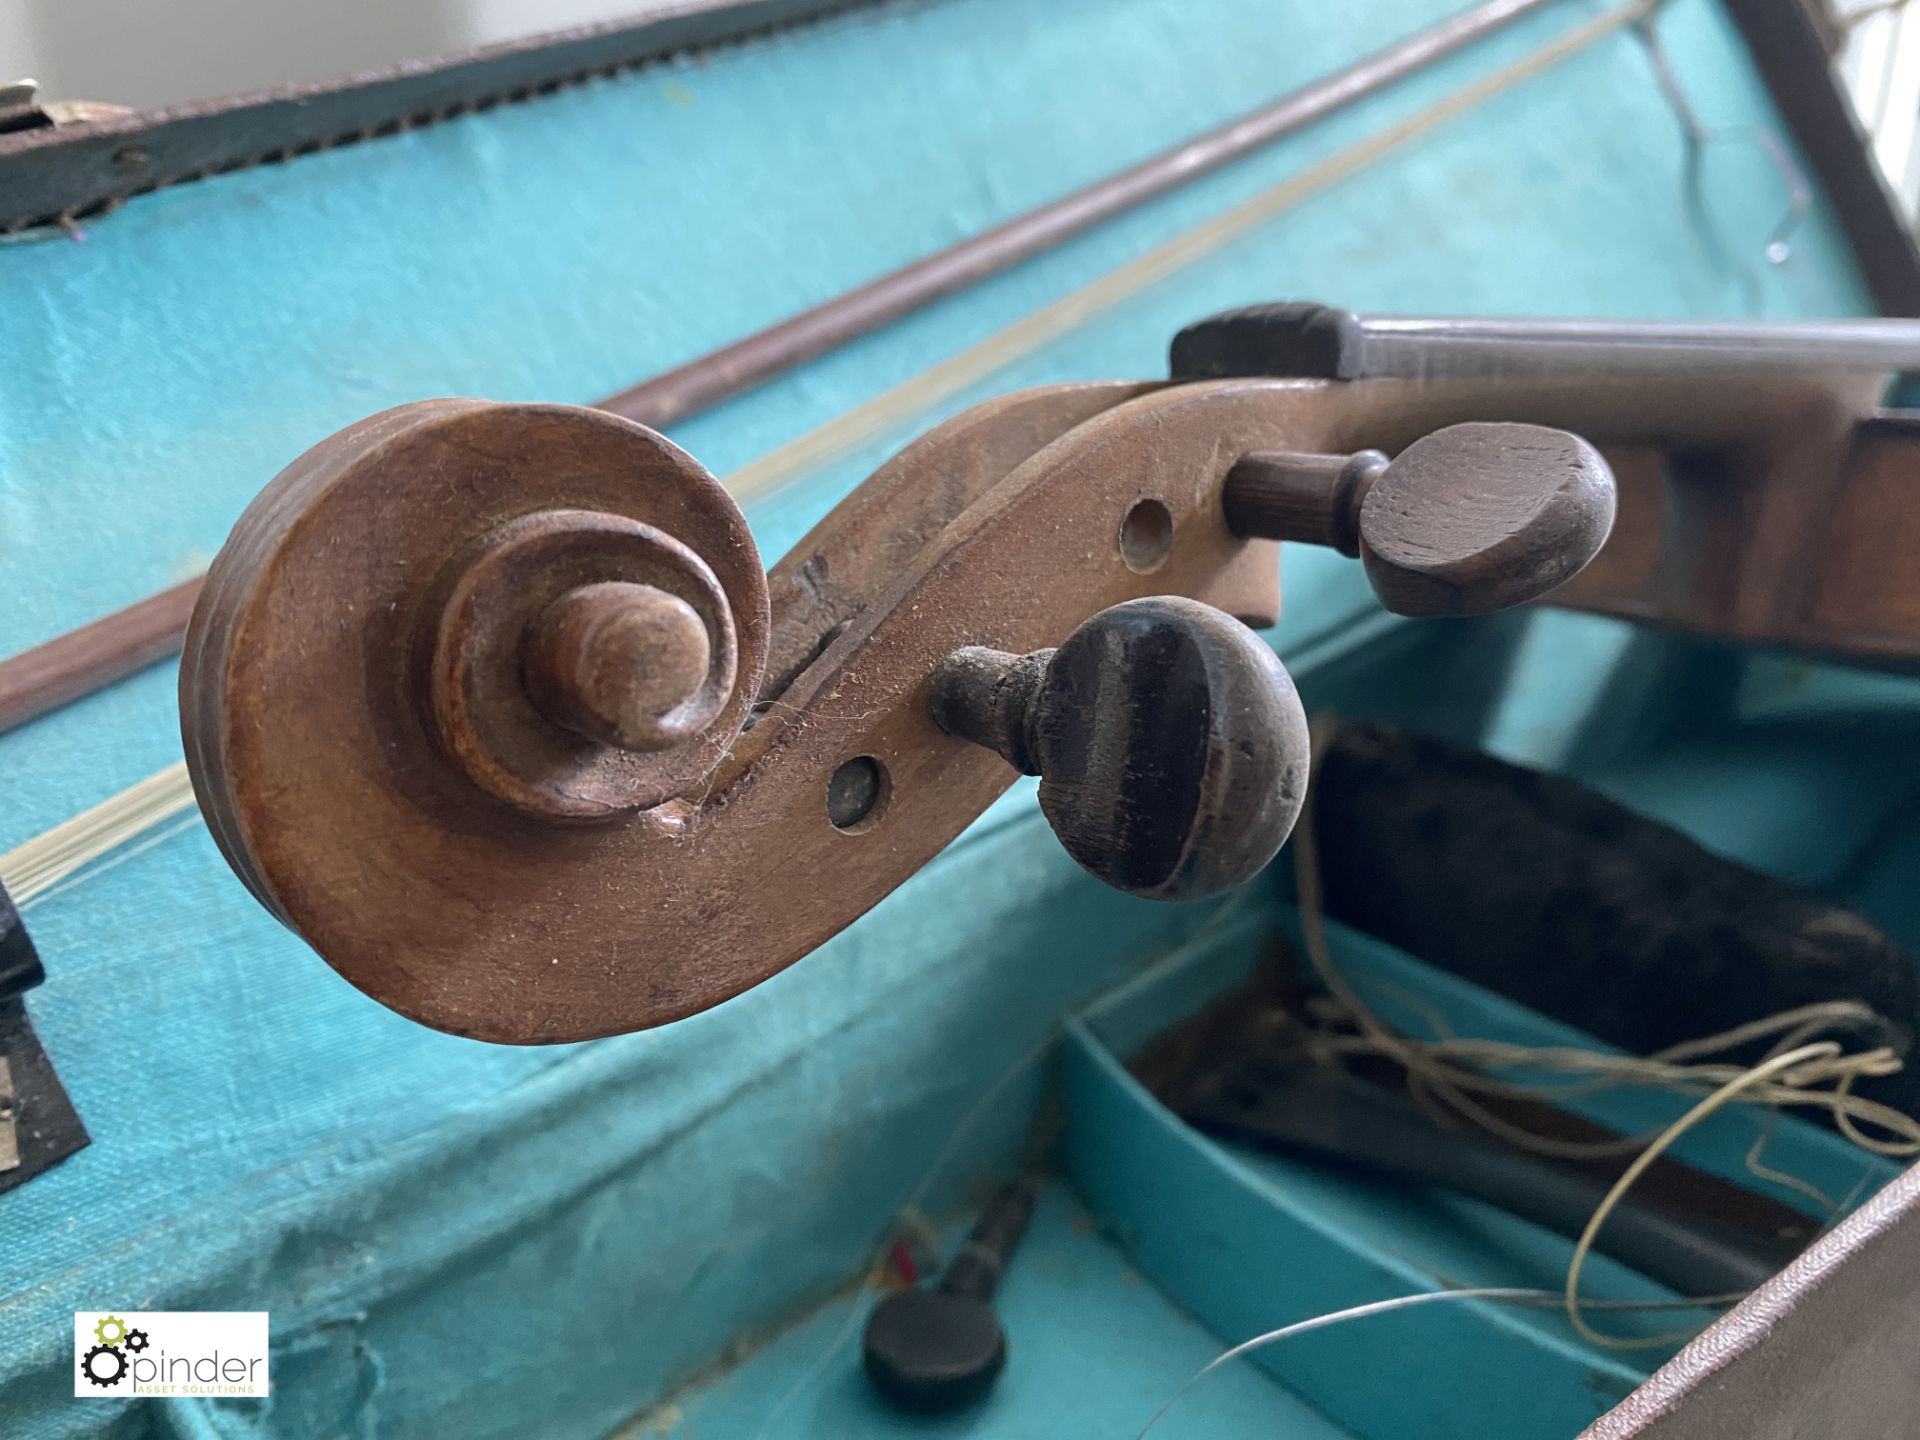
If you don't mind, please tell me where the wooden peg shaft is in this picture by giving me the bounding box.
[523,581,719,753]
[425,504,747,819]
[929,596,1309,902]
[1221,448,1387,556]
[1223,422,1615,617]
[924,647,1052,776]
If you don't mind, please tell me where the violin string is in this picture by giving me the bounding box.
[1130,1285,1749,1440]
[1561,1040,1837,1348]
[1632,11,1811,267]
[1312,1026,1920,1151]
[1740,1110,1843,1219]
[741,886,1261,1439]
[1292,718,1920,1149]
[0,0,1656,913]
[1289,714,1918,1355]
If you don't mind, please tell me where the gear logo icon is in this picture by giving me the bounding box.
[77,1314,149,1391]
[81,1343,127,1388]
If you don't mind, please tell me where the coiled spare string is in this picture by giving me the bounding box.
[0,6,1876,1433]
[739,846,1872,1433]
[1118,724,1916,1430]
[731,752,1920,1427]
[1289,716,1920,1351]
[0,0,1657,913]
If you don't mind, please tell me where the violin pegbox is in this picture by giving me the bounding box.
[181,380,1615,1043]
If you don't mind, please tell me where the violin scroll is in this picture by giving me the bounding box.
[179,375,1616,1042]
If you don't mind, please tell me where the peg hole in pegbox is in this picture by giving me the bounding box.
[828,755,891,832]
[1119,498,1174,573]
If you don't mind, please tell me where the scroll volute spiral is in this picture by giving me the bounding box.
[180,400,769,938]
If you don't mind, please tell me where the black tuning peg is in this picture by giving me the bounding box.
[928,596,1309,901]
[1222,421,1616,617]
[862,1179,1037,1413]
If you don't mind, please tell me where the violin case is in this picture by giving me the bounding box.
[3,1,1918,1435]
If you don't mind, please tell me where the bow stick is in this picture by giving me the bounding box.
[0,0,1574,737]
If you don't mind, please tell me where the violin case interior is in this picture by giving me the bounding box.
[1,1,1914,1435]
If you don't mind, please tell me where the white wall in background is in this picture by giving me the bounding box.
[457,0,661,47]
[2,0,679,112]
[1832,0,1920,219]
[0,5,40,93]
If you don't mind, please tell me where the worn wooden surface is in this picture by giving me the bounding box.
[422,501,754,819]
[1544,381,1920,662]
[192,362,1885,1042]
[181,399,770,922]
[1563,409,1920,666]
[522,580,723,754]
[1177,303,1920,660]
[1225,420,1615,616]
[182,380,1338,1041]
[1353,421,1615,616]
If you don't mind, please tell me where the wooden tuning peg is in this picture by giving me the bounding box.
[928,596,1309,901]
[1221,421,1615,616]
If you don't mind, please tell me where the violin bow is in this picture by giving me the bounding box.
[0,0,1578,738]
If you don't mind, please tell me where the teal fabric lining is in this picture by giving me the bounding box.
[657,1181,1357,1438]
[0,0,1893,1434]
